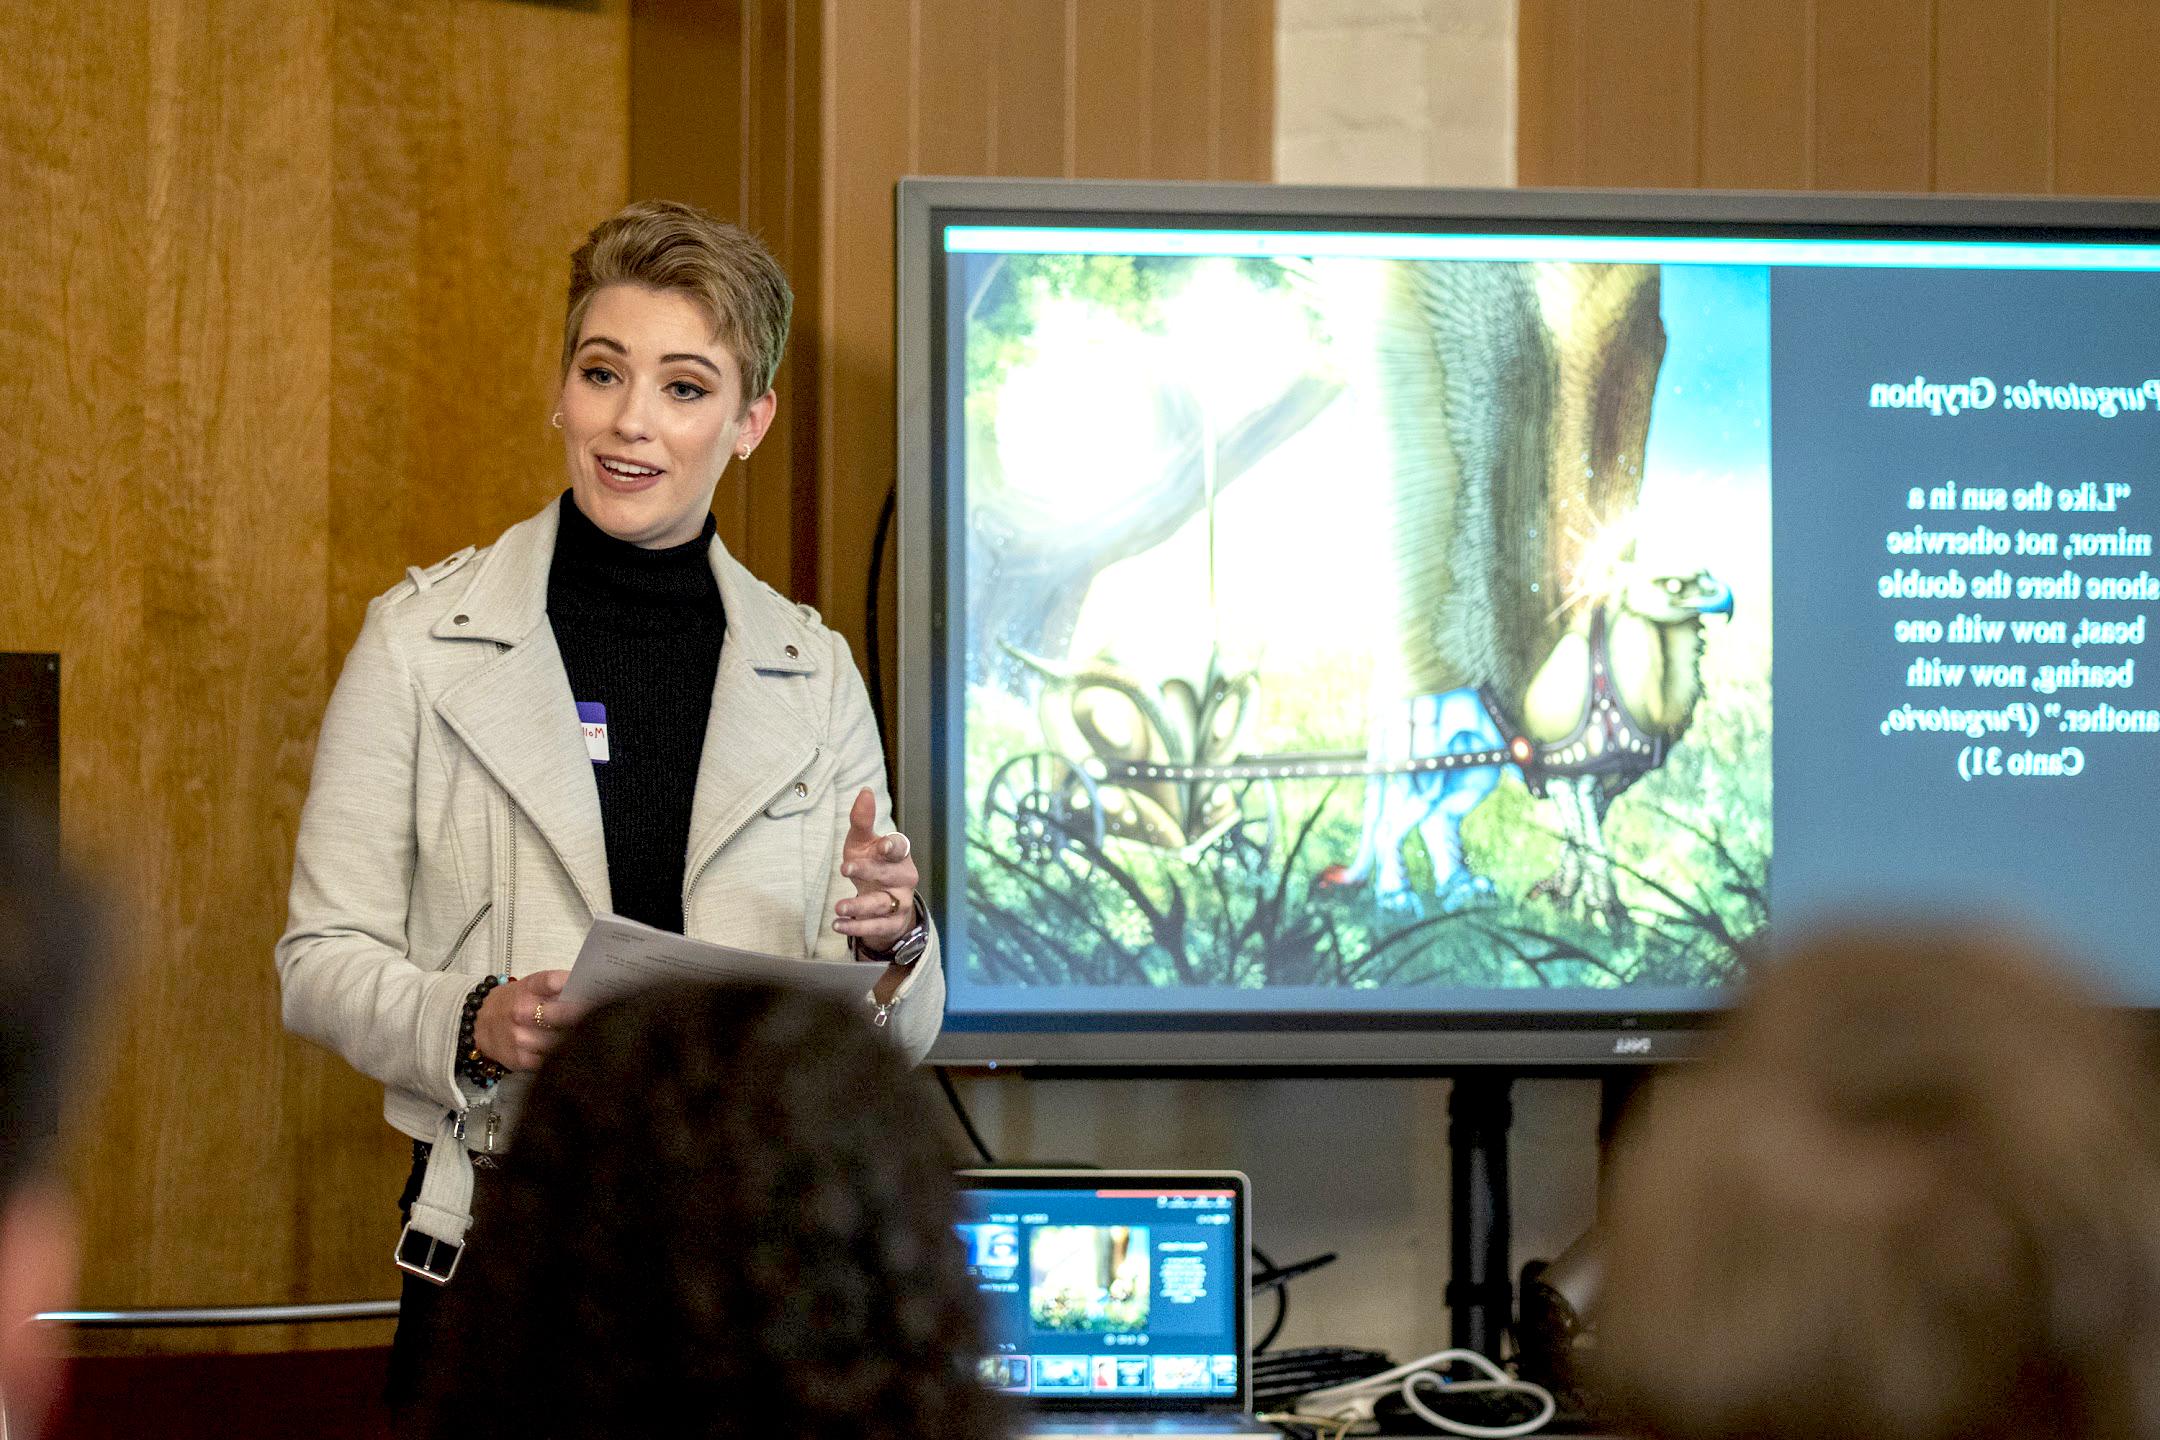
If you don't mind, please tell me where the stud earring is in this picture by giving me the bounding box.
[551,413,563,430]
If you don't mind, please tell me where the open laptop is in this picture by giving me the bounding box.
[955,1169,1276,1439]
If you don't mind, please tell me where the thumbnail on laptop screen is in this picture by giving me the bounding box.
[956,1178,1245,1402]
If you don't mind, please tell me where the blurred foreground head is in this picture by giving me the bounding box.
[423,982,1007,1440]
[1597,924,2160,1440]
[0,799,99,1438]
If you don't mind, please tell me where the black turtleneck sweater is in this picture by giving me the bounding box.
[547,491,726,934]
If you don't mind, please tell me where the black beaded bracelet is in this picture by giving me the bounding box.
[457,974,509,1089]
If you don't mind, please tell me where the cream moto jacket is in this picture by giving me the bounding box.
[276,498,942,1256]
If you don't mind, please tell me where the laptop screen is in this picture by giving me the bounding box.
[955,1171,1250,1407]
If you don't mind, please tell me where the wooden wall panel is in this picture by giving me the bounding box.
[1214,2,1276,183]
[1934,0,2053,193]
[1522,0,2160,196]
[120,0,337,1350]
[1,0,629,1354]
[820,0,917,660]
[1698,6,1810,189]
[995,0,1072,177]
[1074,1,1155,181]
[1149,2,1215,180]
[1812,0,1934,191]
[0,0,148,922]
[1575,0,1699,188]
[918,0,998,176]
[0,0,154,1340]
[1515,0,1584,190]
[2056,0,2160,197]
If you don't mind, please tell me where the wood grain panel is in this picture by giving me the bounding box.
[1699,4,1811,188]
[994,0,1072,177]
[1812,0,1935,191]
[1214,0,1274,183]
[1576,0,1700,188]
[1073,0,1152,179]
[1516,0,1585,187]
[760,0,827,602]
[1148,0,1214,179]
[1525,0,2157,196]
[630,0,749,222]
[77,0,336,1351]
[0,0,147,884]
[2055,0,2160,197]
[818,0,913,657]
[0,0,154,1345]
[1933,0,2053,193]
[918,0,997,177]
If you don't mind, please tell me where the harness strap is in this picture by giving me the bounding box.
[394,1110,480,1285]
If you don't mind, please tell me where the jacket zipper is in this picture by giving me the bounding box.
[680,747,820,908]
[445,901,492,971]
[502,802,519,979]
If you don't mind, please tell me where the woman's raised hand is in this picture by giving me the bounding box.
[834,788,919,953]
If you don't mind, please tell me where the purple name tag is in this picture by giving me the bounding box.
[577,701,609,763]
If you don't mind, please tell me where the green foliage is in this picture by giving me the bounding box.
[959,662,1770,994]
[965,254,1177,407]
[962,253,1315,452]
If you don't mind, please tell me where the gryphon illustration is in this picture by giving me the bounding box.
[1324,259,1730,923]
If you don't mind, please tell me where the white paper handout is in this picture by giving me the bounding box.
[560,913,878,1009]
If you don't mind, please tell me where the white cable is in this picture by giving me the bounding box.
[1292,1347,1556,1439]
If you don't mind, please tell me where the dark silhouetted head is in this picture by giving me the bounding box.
[1598,923,2160,1440]
[423,981,1007,1440]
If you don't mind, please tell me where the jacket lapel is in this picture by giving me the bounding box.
[683,547,822,891]
[430,502,614,917]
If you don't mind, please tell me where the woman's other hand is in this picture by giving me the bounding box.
[475,970,591,1071]
[834,788,919,953]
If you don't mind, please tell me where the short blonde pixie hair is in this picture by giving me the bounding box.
[561,200,793,408]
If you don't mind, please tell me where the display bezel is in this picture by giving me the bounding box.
[894,177,2160,1070]
[954,1167,1253,1413]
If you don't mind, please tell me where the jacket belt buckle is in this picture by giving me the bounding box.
[393,1223,462,1286]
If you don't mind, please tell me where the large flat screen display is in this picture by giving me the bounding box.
[894,180,2160,1066]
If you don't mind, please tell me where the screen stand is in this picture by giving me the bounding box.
[1446,1074,1513,1358]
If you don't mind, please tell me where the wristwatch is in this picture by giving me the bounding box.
[854,894,930,968]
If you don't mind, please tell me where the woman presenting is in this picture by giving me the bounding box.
[275,200,941,1407]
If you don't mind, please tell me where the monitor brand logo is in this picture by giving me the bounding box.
[1612,1036,1653,1056]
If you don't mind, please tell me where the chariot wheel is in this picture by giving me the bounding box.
[1204,776,1279,876]
[983,752,1104,868]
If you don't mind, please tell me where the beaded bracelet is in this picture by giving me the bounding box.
[457,974,509,1089]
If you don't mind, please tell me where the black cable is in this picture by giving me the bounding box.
[1252,1252,1337,1291]
[864,484,898,763]
[937,1066,998,1166]
[871,487,997,1175]
[1253,1244,1289,1354]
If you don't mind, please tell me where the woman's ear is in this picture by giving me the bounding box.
[737,390,778,454]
